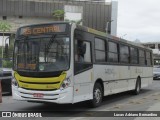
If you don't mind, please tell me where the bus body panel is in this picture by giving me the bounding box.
[12,86,74,104]
[93,65,153,96]
[73,69,93,103]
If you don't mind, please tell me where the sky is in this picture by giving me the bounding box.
[0,0,159,44]
[111,0,160,43]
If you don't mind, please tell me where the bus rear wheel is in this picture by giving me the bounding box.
[90,83,103,107]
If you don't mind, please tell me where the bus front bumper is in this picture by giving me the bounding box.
[12,86,73,104]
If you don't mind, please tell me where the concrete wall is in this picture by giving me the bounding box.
[0,16,54,33]
[64,5,83,25]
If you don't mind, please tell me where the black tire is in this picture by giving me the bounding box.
[90,83,103,108]
[133,78,141,95]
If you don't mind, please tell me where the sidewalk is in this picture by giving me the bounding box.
[134,102,160,120]
[147,102,160,111]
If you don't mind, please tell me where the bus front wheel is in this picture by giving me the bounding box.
[90,83,103,107]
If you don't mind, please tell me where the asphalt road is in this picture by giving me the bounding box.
[0,80,160,120]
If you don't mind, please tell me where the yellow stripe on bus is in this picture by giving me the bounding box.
[14,71,66,90]
[20,82,60,90]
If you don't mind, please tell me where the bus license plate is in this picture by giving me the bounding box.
[33,93,44,98]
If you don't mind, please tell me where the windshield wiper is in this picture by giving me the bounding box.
[44,35,57,62]
[46,35,57,50]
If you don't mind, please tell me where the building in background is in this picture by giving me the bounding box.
[142,42,160,66]
[0,0,118,37]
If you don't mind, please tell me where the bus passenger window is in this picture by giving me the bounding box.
[108,42,118,62]
[139,50,145,65]
[146,51,152,66]
[95,38,106,62]
[130,47,138,64]
[120,44,129,63]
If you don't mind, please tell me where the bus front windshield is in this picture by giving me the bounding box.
[13,35,70,72]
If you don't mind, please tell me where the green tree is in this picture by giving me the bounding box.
[0,21,12,59]
[3,34,14,68]
[52,9,65,21]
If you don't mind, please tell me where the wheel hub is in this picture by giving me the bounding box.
[94,88,101,103]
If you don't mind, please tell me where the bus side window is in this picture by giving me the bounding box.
[139,50,145,65]
[75,40,86,62]
[74,39,92,74]
[95,38,106,62]
[75,40,91,62]
[146,51,152,66]
[119,44,129,63]
[108,41,118,62]
[130,47,138,64]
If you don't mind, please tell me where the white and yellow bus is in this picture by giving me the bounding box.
[12,22,153,107]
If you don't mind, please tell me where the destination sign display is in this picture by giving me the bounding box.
[19,24,67,36]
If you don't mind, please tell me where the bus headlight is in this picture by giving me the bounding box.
[12,77,18,87]
[60,77,71,90]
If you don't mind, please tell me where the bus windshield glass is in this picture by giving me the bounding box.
[13,35,70,72]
